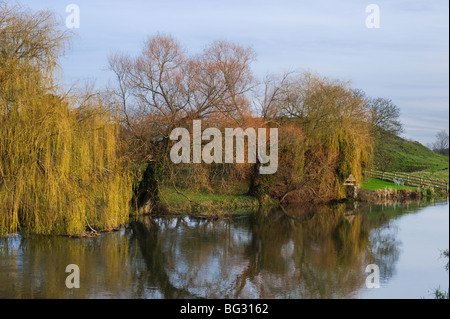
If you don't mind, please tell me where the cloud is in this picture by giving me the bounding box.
[20,0,449,145]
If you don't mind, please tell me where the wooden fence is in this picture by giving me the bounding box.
[365,168,449,193]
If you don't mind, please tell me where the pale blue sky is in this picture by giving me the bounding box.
[17,0,449,145]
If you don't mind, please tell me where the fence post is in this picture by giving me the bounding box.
[370,168,372,179]
[420,177,423,187]
[382,171,384,181]
[407,175,409,186]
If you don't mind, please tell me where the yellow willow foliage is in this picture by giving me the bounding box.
[310,123,373,200]
[0,67,133,236]
[277,125,306,185]
[302,81,374,199]
[302,204,369,268]
[277,72,374,202]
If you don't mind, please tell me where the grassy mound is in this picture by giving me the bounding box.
[373,129,449,178]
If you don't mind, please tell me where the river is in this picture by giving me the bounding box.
[0,199,448,299]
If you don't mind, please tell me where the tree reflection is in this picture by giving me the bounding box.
[235,204,373,298]
[130,202,409,298]
[0,200,431,298]
[0,231,135,298]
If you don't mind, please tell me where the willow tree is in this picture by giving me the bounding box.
[0,3,133,236]
[256,71,373,202]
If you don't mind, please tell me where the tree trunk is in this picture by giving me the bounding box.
[247,158,262,197]
[134,161,160,214]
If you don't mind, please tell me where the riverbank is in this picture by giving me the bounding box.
[8,183,446,238]
[357,178,448,202]
[153,186,263,217]
[138,180,447,218]
[357,188,421,202]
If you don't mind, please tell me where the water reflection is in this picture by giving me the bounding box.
[0,200,447,298]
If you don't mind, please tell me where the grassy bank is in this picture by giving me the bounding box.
[373,129,449,174]
[361,178,418,191]
[158,186,261,216]
[404,169,449,183]
[359,177,448,202]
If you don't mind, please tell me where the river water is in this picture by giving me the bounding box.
[0,200,448,299]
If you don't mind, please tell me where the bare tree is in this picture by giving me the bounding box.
[109,34,256,145]
[253,72,292,123]
[353,89,404,136]
[367,97,403,136]
[431,130,449,155]
[108,34,256,212]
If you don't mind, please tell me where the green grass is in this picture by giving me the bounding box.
[373,129,449,174]
[406,170,449,183]
[361,178,418,191]
[158,186,260,214]
[160,187,249,204]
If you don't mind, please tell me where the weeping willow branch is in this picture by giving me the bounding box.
[0,4,133,236]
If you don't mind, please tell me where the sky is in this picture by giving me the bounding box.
[16,0,449,145]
